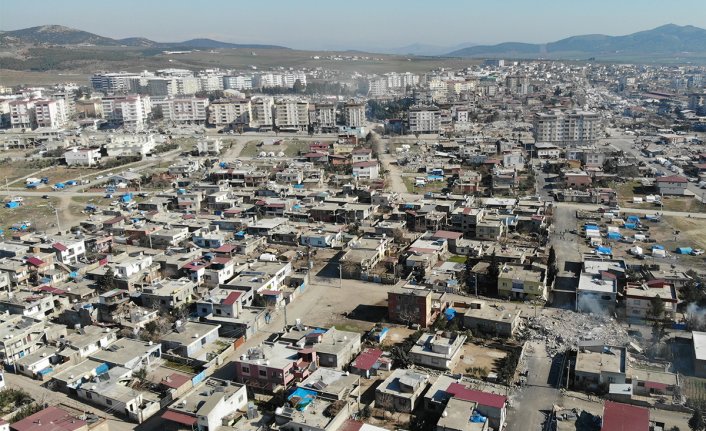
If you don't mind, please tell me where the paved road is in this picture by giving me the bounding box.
[556,201,706,219]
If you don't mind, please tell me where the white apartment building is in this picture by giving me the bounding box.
[208,99,252,128]
[368,78,388,97]
[196,137,222,155]
[103,134,157,157]
[408,105,441,134]
[102,95,151,131]
[90,72,141,95]
[274,98,309,131]
[198,71,225,92]
[64,147,102,166]
[163,97,210,124]
[533,110,601,146]
[344,101,366,128]
[146,78,177,97]
[9,99,35,129]
[314,103,337,130]
[223,75,253,90]
[34,99,67,129]
[250,96,274,129]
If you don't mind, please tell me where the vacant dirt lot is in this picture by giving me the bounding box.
[453,342,508,376]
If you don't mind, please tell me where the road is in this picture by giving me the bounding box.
[556,201,706,219]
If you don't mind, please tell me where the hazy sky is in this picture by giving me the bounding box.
[3,0,706,50]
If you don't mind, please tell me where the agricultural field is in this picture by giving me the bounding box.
[684,376,706,404]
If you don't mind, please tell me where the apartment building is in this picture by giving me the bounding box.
[91,72,141,95]
[34,99,67,129]
[162,97,210,124]
[274,99,309,131]
[344,101,366,128]
[102,95,151,131]
[9,99,35,129]
[145,77,177,97]
[251,97,274,130]
[533,110,601,146]
[314,103,337,130]
[408,105,441,134]
[223,75,253,90]
[208,99,252,128]
[64,147,102,166]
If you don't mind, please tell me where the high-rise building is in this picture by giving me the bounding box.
[533,110,601,146]
[344,101,366,128]
[9,99,36,129]
[223,75,253,91]
[101,95,151,131]
[164,97,210,124]
[146,78,177,98]
[408,105,441,134]
[250,97,274,130]
[274,98,309,131]
[34,99,67,129]
[208,99,252,128]
[314,102,337,131]
[90,72,141,95]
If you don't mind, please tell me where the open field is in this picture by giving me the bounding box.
[403,176,446,193]
[614,180,706,213]
[0,196,62,231]
[453,343,508,377]
[239,140,310,158]
[684,376,706,403]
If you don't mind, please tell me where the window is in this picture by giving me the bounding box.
[201,308,207,314]
[106,399,113,406]
[201,338,206,346]
[241,366,250,374]
[216,309,222,315]
[259,370,267,377]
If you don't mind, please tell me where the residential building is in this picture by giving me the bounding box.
[10,406,88,431]
[694,331,706,378]
[352,161,380,180]
[196,137,222,155]
[313,103,337,130]
[91,72,140,95]
[409,105,441,134]
[344,101,366,128]
[64,147,102,166]
[655,175,688,195]
[409,331,466,370]
[34,99,67,129]
[208,99,252,128]
[101,95,151,131]
[388,287,438,327]
[601,401,649,431]
[251,97,274,129]
[233,341,314,392]
[463,301,522,338]
[140,278,195,310]
[625,282,677,320]
[51,237,86,265]
[9,99,35,129]
[103,133,156,157]
[274,99,309,131]
[497,264,547,300]
[435,397,489,431]
[156,97,209,124]
[577,259,624,315]
[162,378,248,431]
[375,369,429,413]
[223,75,253,90]
[533,110,601,146]
[161,321,221,360]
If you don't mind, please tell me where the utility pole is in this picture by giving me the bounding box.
[338,263,343,289]
[474,273,478,298]
[565,360,571,389]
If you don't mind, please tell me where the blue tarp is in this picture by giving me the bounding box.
[444,308,457,321]
[607,232,621,239]
[4,202,19,208]
[235,230,245,238]
[427,175,444,181]
[677,247,693,254]
[288,388,317,411]
[652,245,665,250]
[95,363,109,375]
[54,183,65,188]
[293,184,304,189]
[219,162,228,168]
[627,215,640,223]
[585,224,599,230]
[471,412,487,423]
[120,193,132,202]
[624,223,637,229]
[596,246,612,255]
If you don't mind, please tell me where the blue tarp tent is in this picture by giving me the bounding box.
[444,308,457,321]
[595,246,612,255]
[4,202,19,209]
[584,223,599,229]
[471,412,487,423]
[627,215,640,223]
[120,193,132,203]
[219,162,228,168]
[607,232,621,240]
[677,247,693,254]
[624,223,637,229]
[54,183,65,189]
[26,182,39,188]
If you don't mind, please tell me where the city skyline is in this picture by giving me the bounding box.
[3,0,706,51]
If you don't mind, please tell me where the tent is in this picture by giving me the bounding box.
[444,308,457,321]
[627,215,640,223]
[54,183,65,189]
[630,246,643,256]
[4,202,19,209]
[584,224,599,230]
[607,232,621,240]
[652,245,665,250]
[677,247,693,255]
[624,223,637,230]
[595,246,612,255]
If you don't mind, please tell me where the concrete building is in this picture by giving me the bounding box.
[655,175,688,195]
[625,283,677,321]
[344,101,366,128]
[251,97,274,129]
[101,95,151,131]
[313,103,337,131]
[274,99,309,131]
[163,378,248,431]
[694,331,706,378]
[533,110,601,146]
[497,264,547,300]
[352,161,380,180]
[161,321,221,360]
[409,331,466,370]
[223,75,253,90]
[208,99,252,128]
[409,105,441,134]
[64,147,102,166]
[91,72,141,95]
[157,97,210,124]
[463,301,522,338]
[388,287,438,327]
[375,369,430,413]
[577,259,624,315]
[9,99,35,129]
[34,99,67,129]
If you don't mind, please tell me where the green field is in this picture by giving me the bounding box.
[684,376,706,403]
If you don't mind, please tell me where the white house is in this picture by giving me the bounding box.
[52,237,86,265]
[163,378,247,431]
[352,161,380,180]
[64,148,102,166]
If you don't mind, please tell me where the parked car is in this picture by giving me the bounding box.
[692,249,704,256]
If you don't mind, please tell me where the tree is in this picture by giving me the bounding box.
[292,79,305,93]
[689,408,705,431]
[97,267,116,291]
[648,295,666,321]
[415,265,426,284]
[487,252,500,280]
[390,346,412,368]
[547,246,558,286]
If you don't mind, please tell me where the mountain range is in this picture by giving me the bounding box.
[447,24,706,59]
[0,25,287,50]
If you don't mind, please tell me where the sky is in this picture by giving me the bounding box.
[3,0,706,51]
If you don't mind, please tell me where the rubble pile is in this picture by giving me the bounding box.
[520,310,632,356]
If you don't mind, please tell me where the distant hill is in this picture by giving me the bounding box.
[0,24,288,50]
[384,42,477,56]
[447,24,706,59]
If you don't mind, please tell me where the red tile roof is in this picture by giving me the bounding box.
[26,256,45,267]
[351,348,383,371]
[162,410,197,426]
[11,406,87,431]
[338,420,364,431]
[655,175,687,183]
[214,244,236,252]
[601,401,649,431]
[52,243,68,252]
[433,230,463,240]
[161,372,190,389]
[446,382,507,409]
[222,291,243,305]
